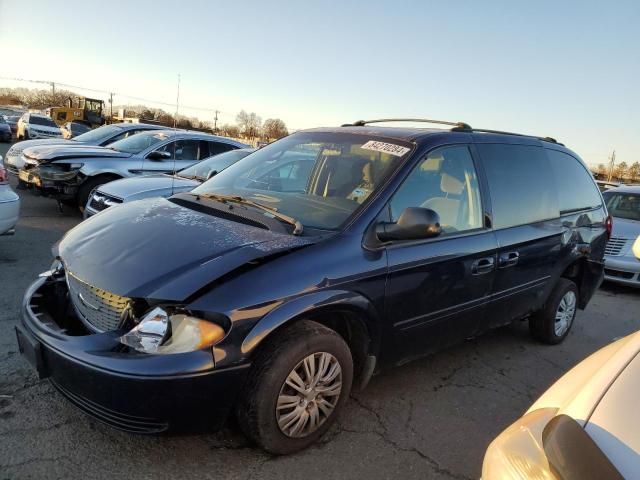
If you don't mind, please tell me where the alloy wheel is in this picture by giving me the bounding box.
[554,290,576,336]
[275,352,342,438]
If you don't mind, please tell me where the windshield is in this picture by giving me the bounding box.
[73,124,124,144]
[30,116,58,127]
[192,132,412,230]
[603,192,640,221]
[108,131,170,154]
[179,149,254,180]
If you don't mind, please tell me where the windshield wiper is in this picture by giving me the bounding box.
[193,192,304,235]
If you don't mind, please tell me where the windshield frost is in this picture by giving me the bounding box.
[73,124,121,144]
[192,132,412,230]
[179,149,253,179]
[108,131,169,154]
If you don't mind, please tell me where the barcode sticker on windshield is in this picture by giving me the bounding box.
[361,140,410,157]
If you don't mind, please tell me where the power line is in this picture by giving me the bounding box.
[0,75,302,130]
[0,75,229,115]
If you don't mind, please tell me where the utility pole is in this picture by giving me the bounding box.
[109,92,114,123]
[214,110,220,133]
[51,82,55,96]
[607,150,616,182]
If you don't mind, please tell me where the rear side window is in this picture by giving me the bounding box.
[478,144,559,229]
[547,149,602,214]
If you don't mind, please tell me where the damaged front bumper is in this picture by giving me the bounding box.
[16,275,250,433]
[18,164,82,200]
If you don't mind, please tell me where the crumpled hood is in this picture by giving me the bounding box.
[58,197,313,301]
[24,144,132,163]
[98,175,199,201]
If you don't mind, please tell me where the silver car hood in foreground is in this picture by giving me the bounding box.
[97,174,200,202]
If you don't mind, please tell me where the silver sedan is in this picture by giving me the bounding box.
[602,186,640,287]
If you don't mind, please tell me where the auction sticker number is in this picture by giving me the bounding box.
[361,140,410,157]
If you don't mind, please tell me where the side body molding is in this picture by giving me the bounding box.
[241,289,381,356]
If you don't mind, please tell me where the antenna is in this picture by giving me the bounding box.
[171,74,180,195]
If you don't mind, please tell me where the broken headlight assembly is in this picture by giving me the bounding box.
[119,306,227,354]
[39,163,84,181]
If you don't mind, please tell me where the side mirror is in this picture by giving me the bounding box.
[376,207,442,242]
[147,150,172,161]
[206,170,218,180]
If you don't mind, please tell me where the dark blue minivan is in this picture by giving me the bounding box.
[16,119,609,453]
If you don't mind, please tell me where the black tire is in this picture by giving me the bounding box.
[23,130,29,140]
[76,175,119,211]
[236,320,353,454]
[529,278,578,344]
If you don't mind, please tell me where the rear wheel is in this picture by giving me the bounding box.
[529,278,578,344]
[237,320,353,454]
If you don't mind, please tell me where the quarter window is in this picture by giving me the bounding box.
[389,145,483,234]
[547,149,602,214]
[208,141,236,157]
[478,144,559,229]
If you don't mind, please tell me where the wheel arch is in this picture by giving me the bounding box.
[241,290,382,386]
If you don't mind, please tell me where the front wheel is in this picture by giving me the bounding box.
[237,320,353,454]
[529,278,578,344]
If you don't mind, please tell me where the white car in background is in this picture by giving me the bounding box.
[483,330,640,479]
[16,113,63,140]
[0,156,20,235]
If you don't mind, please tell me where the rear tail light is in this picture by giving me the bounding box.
[0,166,7,184]
[605,215,613,240]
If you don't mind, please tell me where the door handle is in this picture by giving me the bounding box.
[471,257,495,275]
[498,251,519,269]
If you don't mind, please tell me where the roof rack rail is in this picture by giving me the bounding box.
[470,128,560,144]
[342,118,472,130]
[342,118,561,145]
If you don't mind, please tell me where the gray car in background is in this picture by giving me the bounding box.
[85,148,255,217]
[19,129,249,207]
[0,116,12,142]
[602,185,640,286]
[4,122,166,175]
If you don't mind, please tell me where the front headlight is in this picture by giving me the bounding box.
[119,307,226,354]
[633,236,640,260]
[482,408,558,480]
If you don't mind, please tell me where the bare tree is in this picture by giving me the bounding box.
[236,110,262,139]
[263,118,288,140]
[614,161,628,181]
[220,124,239,137]
[628,162,640,182]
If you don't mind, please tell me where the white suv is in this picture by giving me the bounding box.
[17,113,62,140]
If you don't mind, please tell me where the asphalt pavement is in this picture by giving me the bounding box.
[1,140,639,480]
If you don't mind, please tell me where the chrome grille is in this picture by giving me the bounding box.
[604,237,629,256]
[67,272,130,332]
[89,192,122,212]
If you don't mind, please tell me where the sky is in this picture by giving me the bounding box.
[0,0,638,166]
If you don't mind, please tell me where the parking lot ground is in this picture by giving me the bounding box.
[1,140,639,479]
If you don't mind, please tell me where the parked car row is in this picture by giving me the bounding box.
[15,118,619,457]
[17,129,248,207]
[0,156,20,235]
